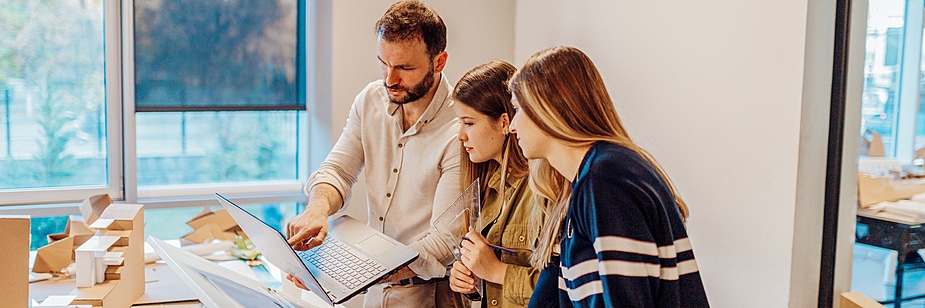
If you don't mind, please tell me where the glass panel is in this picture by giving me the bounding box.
[28,203,298,251]
[133,0,300,111]
[862,0,905,157]
[30,216,68,251]
[136,111,302,186]
[145,203,300,242]
[916,28,925,153]
[0,1,108,190]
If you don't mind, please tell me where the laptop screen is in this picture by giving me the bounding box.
[215,193,334,306]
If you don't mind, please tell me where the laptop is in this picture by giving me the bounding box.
[215,193,419,306]
[146,236,312,308]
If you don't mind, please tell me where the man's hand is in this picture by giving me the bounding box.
[459,227,507,284]
[377,266,417,284]
[286,184,342,250]
[287,274,309,290]
[286,204,329,250]
[449,261,477,294]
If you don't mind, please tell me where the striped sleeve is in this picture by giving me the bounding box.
[559,146,708,307]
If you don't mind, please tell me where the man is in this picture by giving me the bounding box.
[285,1,467,307]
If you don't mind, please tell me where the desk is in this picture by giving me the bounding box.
[30,250,334,307]
[30,263,201,307]
[856,215,925,307]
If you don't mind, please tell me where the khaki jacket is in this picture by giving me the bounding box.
[479,169,541,307]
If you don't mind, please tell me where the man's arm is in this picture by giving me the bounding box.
[287,86,370,251]
[405,134,462,279]
[287,183,344,250]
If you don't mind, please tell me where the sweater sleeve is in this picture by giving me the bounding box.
[566,149,689,307]
[573,176,661,306]
[560,143,708,307]
[305,86,368,210]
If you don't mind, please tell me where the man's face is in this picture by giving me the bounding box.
[377,38,437,104]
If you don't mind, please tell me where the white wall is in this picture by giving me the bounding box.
[318,0,861,306]
[513,0,854,307]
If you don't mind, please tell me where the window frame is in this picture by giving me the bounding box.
[869,0,925,164]
[0,0,124,206]
[0,0,333,212]
[892,0,924,164]
[124,0,311,208]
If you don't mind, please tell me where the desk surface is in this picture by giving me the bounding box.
[31,263,202,307]
[857,215,925,252]
[29,242,337,308]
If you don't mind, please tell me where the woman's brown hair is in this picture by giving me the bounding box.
[453,60,528,198]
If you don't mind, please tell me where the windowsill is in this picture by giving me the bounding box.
[0,180,306,216]
[138,180,306,209]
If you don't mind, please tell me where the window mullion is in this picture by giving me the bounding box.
[122,0,139,204]
[894,0,924,164]
[107,0,126,201]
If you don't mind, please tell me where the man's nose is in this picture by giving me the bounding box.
[386,68,400,87]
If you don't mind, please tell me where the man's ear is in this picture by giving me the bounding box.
[433,51,448,74]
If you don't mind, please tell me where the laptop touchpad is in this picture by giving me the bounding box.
[356,234,396,256]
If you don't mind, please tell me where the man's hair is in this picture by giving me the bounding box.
[375,0,447,58]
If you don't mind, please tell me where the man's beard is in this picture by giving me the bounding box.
[386,70,435,105]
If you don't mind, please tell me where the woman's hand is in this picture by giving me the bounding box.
[459,227,508,284]
[449,261,478,294]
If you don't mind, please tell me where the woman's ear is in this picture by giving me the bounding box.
[499,113,511,135]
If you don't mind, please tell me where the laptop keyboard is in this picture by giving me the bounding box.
[298,237,386,289]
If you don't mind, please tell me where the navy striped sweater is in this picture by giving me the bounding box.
[531,142,709,307]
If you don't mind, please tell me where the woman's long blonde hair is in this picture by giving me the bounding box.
[509,46,689,268]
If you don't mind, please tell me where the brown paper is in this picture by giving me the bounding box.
[33,236,74,274]
[79,194,114,226]
[858,173,925,207]
[840,291,884,308]
[182,207,242,244]
[0,215,30,308]
[71,203,145,307]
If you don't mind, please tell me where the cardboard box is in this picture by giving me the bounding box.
[182,207,242,243]
[0,215,30,308]
[858,173,925,207]
[48,215,95,253]
[71,201,146,307]
[33,236,73,273]
[80,194,113,226]
[841,291,884,308]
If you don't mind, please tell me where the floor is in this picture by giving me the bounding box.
[853,243,925,306]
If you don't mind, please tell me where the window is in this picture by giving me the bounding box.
[0,0,321,250]
[132,0,306,198]
[144,202,299,246]
[135,111,302,186]
[0,0,119,205]
[860,0,925,163]
[855,0,925,302]
[132,0,302,111]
